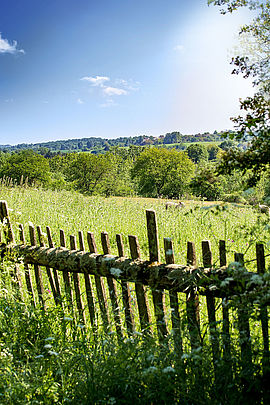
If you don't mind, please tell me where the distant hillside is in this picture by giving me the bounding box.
[0,131,227,154]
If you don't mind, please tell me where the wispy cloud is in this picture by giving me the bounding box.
[80,74,139,107]
[77,98,84,104]
[103,86,127,96]
[80,75,109,86]
[0,33,25,55]
[173,44,185,52]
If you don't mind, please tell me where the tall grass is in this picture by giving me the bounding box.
[0,185,269,403]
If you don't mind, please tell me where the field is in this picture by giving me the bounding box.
[0,185,269,404]
[3,185,269,267]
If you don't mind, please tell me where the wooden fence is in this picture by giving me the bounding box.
[0,200,269,402]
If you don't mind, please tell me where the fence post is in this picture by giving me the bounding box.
[146,210,168,340]
[116,233,135,334]
[164,237,183,353]
[101,232,123,339]
[87,232,110,331]
[256,243,269,404]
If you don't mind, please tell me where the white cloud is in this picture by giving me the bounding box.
[80,75,109,87]
[77,98,84,104]
[103,86,128,96]
[0,33,25,54]
[173,44,185,52]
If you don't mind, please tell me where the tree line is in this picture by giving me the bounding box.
[1,143,269,204]
[0,131,226,154]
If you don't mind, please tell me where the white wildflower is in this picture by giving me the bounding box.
[44,344,52,349]
[44,337,54,341]
[110,267,122,277]
[162,366,175,373]
[142,366,158,375]
[48,350,59,356]
[63,317,73,321]
[35,355,44,359]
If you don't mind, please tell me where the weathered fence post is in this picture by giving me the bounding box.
[78,230,96,331]
[128,234,152,334]
[146,210,168,340]
[256,243,269,404]
[70,234,85,324]
[101,231,123,339]
[116,233,135,334]
[87,231,110,331]
[202,240,220,378]
[29,223,45,309]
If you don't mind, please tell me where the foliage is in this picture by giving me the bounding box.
[186,143,209,163]
[0,149,51,186]
[131,147,195,198]
[209,0,270,182]
[191,163,224,200]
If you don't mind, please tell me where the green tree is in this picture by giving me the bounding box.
[131,147,194,198]
[186,143,208,163]
[207,144,222,160]
[209,0,270,183]
[0,150,51,186]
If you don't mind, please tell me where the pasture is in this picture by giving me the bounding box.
[0,185,269,404]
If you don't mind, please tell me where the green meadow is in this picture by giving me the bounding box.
[0,185,269,404]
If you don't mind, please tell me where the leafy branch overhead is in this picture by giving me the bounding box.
[209,0,270,181]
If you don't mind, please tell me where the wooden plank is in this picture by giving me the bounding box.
[0,200,15,243]
[46,226,61,298]
[116,234,135,334]
[70,235,85,324]
[186,241,201,349]
[234,252,253,398]
[219,241,232,364]
[59,229,73,311]
[256,244,269,404]
[19,224,35,304]
[87,232,110,331]
[146,209,160,262]
[146,210,167,340]
[202,240,220,374]
[29,224,45,309]
[219,240,233,389]
[164,237,182,352]
[129,234,152,334]
[78,231,96,331]
[101,232,123,339]
[36,225,59,306]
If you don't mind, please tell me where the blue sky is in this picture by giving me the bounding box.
[0,0,254,145]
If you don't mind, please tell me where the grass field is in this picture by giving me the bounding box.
[2,185,269,268]
[0,185,269,404]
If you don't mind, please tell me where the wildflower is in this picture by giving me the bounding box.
[63,316,73,321]
[45,337,54,341]
[142,366,158,375]
[44,344,52,349]
[35,355,44,359]
[46,289,51,294]
[110,267,122,277]
[162,366,175,373]
[48,350,59,356]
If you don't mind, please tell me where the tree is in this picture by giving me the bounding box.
[207,144,222,160]
[0,150,51,185]
[209,0,270,183]
[186,143,208,163]
[131,147,195,198]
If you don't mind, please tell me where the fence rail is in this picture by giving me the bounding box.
[0,200,269,403]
